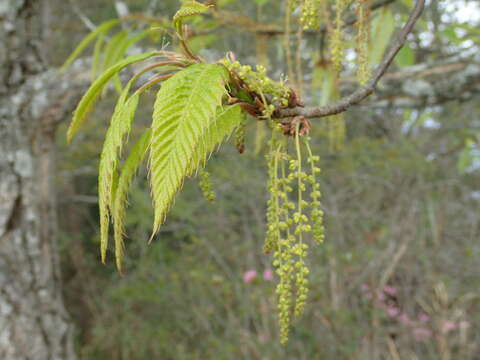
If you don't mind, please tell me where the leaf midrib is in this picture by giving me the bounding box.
[157,65,223,188]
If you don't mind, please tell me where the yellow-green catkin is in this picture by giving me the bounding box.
[305,139,325,244]
[265,130,282,254]
[285,0,298,84]
[265,125,294,343]
[295,25,304,97]
[326,0,348,151]
[331,0,348,74]
[265,123,326,344]
[265,124,291,252]
[198,169,216,202]
[356,0,371,84]
[292,124,310,317]
[300,0,323,30]
[254,31,271,146]
[220,59,291,117]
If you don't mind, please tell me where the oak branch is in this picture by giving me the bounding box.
[274,0,426,119]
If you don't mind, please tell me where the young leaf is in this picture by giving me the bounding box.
[173,1,212,36]
[67,51,157,143]
[188,104,245,171]
[98,79,139,263]
[62,18,121,71]
[114,29,154,64]
[113,129,151,272]
[149,63,229,236]
[110,30,154,92]
[102,31,129,75]
[91,34,106,80]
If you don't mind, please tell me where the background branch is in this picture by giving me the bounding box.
[212,0,397,36]
[115,1,130,18]
[362,57,480,108]
[68,0,96,31]
[275,0,426,119]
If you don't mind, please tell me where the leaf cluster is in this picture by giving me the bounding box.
[64,0,323,344]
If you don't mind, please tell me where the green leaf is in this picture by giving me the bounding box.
[149,63,229,236]
[188,104,244,171]
[61,18,121,71]
[67,51,157,143]
[110,30,154,92]
[369,8,396,67]
[98,79,140,263]
[102,31,129,76]
[91,34,106,80]
[113,129,151,272]
[173,1,212,36]
[394,44,414,67]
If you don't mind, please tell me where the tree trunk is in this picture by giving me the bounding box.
[0,1,77,358]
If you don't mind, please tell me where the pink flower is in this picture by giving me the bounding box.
[441,320,457,334]
[386,306,400,317]
[263,269,273,281]
[383,285,397,296]
[418,313,430,323]
[243,270,257,283]
[413,327,432,341]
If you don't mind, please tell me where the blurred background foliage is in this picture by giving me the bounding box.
[48,0,479,358]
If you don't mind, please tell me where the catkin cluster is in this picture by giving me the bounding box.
[331,0,349,74]
[355,0,372,84]
[300,0,324,30]
[220,59,291,118]
[198,169,216,203]
[265,123,325,344]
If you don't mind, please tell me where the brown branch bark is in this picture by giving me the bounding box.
[275,0,426,119]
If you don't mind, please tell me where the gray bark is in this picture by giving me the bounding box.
[315,56,480,111]
[0,1,82,358]
[366,55,480,108]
